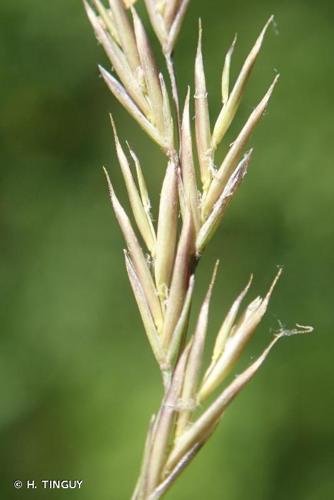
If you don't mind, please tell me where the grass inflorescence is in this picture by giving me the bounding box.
[84,1,312,498]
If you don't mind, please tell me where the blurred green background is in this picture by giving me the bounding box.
[1,0,333,498]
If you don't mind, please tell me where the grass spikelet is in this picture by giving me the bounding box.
[155,160,178,301]
[221,34,237,105]
[210,274,253,364]
[128,146,154,221]
[194,20,212,191]
[166,275,195,366]
[103,167,163,331]
[144,342,192,496]
[92,0,121,45]
[175,261,219,438]
[162,210,195,349]
[181,89,200,232]
[110,116,156,255]
[211,16,274,150]
[125,252,163,364]
[197,149,252,252]
[203,75,279,218]
[132,8,164,132]
[165,330,287,474]
[85,1,150,115]
[99,66,166,148]
[108,0,140,72]
[198,269,282,401]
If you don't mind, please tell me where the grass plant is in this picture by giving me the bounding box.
[84,1,312,498]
